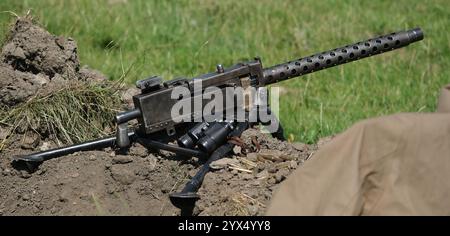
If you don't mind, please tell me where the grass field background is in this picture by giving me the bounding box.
[1,0,449,143]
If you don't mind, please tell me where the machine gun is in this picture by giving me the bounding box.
[13,28,424,212]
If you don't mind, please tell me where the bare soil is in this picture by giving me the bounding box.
[0,17,317,216]
[0,129,314,216]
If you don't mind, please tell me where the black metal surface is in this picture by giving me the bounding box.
[137,137,207,158]
[169,144,228,211]
[177,122,209,148]
[169,122,249,213]
[13,131,136,163]
[263,107,286,141]
[115,109,141,124]
[197,122,234,154]
[132,60,264,135]
[135,76,162,92]
[116,124,131,148]
[262,28,424,85]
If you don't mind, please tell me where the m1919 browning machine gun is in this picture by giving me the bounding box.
[14,28,424,213]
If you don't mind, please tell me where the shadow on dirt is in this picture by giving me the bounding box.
[11,158,41,173]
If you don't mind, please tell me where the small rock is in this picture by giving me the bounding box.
[145,155,157,170]
[136,183,153,195]
[275,162,290,169]
[104,163,112,170]
[134,169,148,177]
[257,150,284,162]
[111,155,133,164]
[32,73,50,86]
[106,186,115,194]
[121,87,141,108]
[249,192,259,199]
[50,207,58,214]
[256,165,266,172]
[210,158,239,170]
[289,160,298,169]
[20,134,40,150]
[3,43,26,59]
[129,144,148,157]
[247,205,259,216]
[58,192,69,202]
[3,168,11,176]
[70,172,79,178]
[275,172,286,183]
[110,166,136,185]
[55,36,66,48]
[51,73,65,84]
[39,142,52,151]
[19,170,31,179]
[79,66,107,82]
[292,142,307,151]
[161,186,170,194]
[233,145,242,155]
[246,153,258,162]
[110,152,116,157]
[275,168,290,183]
[256,170,269,179]
[35,203,43,210]
[267,176,277,185]
[89,155,96,161]
[242,173,253,180]
[21,194,30,201]
[279,155,295,161]
[268,166,278,174]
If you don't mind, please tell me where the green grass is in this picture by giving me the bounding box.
[1,0,449,143]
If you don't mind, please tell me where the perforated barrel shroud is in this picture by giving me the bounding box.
[262,28,423,85]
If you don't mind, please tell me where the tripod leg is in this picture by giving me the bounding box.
[169,143,233,215]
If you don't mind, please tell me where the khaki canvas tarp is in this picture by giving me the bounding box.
[267,85,450,216]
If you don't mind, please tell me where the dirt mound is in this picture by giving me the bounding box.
[0,16,122,152]
[0,64,44,107]
[195,129,313,215]
[1,18,79,79]
[0,128,313,216]
[0,17,105,107]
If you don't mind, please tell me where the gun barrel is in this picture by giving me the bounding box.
[262,28,423,85]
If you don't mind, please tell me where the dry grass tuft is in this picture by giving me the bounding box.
[0,81,123,151]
